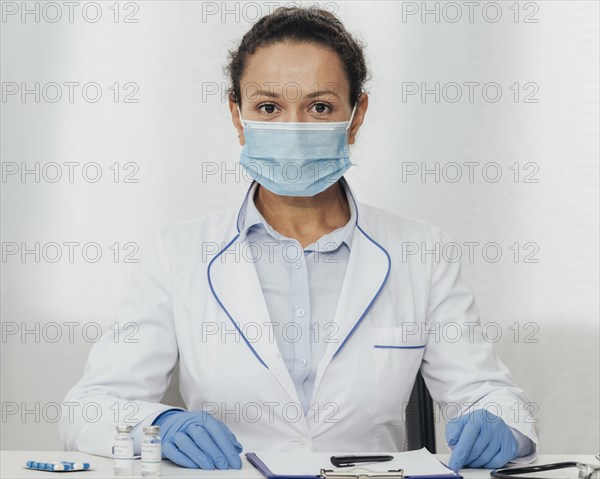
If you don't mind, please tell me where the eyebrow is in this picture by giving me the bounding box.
[251,89,340,100]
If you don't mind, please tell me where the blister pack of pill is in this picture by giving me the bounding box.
[25,461,91,472]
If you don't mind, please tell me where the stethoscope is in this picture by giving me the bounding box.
[491,457,600,479]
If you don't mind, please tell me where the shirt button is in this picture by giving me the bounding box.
[296,308,305,318]
[298,359,307,367]
[293,261,301,269]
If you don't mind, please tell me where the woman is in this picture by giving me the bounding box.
[60,6,539,472]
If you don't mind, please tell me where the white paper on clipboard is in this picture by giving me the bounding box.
[252,447,457,477]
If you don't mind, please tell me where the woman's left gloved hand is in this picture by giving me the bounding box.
[445,409,519,471]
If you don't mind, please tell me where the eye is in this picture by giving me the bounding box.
[312,102,332,114]
[257,103,278,114]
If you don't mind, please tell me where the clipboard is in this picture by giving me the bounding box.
[245,452,463,479]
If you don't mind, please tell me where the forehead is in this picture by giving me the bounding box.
[240,41,350,101]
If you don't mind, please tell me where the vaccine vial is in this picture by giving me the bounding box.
[113,425,134,476]
[141,425,161,477]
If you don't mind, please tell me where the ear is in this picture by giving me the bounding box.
[228,94,245,145]
[347,92,368,145]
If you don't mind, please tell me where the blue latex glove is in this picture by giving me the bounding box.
[153,409,243,469]
[445,409,519,471]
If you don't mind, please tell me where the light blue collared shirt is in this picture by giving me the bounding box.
[237,178,357,415]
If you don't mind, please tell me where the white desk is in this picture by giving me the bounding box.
[1,451,597,479]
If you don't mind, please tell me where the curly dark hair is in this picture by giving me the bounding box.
[225,6,371,109]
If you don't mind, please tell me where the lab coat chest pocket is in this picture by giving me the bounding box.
[367,326,426,425]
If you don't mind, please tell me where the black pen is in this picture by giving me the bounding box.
[330,455,395,468]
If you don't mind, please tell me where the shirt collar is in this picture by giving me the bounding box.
[237,177,357,251]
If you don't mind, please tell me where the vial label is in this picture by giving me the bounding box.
[142,442,161,462]
[113,438,133,458]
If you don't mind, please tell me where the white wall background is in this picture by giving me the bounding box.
[1,1,598,454]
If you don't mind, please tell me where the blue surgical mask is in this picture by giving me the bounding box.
[237,102,358,197]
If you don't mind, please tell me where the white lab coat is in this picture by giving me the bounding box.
[60,180,539,459]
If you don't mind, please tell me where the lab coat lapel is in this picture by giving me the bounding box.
[311,214,391,399]
[207,221,302,405]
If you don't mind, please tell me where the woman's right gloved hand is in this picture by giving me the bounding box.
[152,409,243,469]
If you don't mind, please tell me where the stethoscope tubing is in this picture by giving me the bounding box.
[491,461,599,479]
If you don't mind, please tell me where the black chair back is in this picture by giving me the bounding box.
[404,370,436,452]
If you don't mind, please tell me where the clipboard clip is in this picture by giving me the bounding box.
[320,468,404,479]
